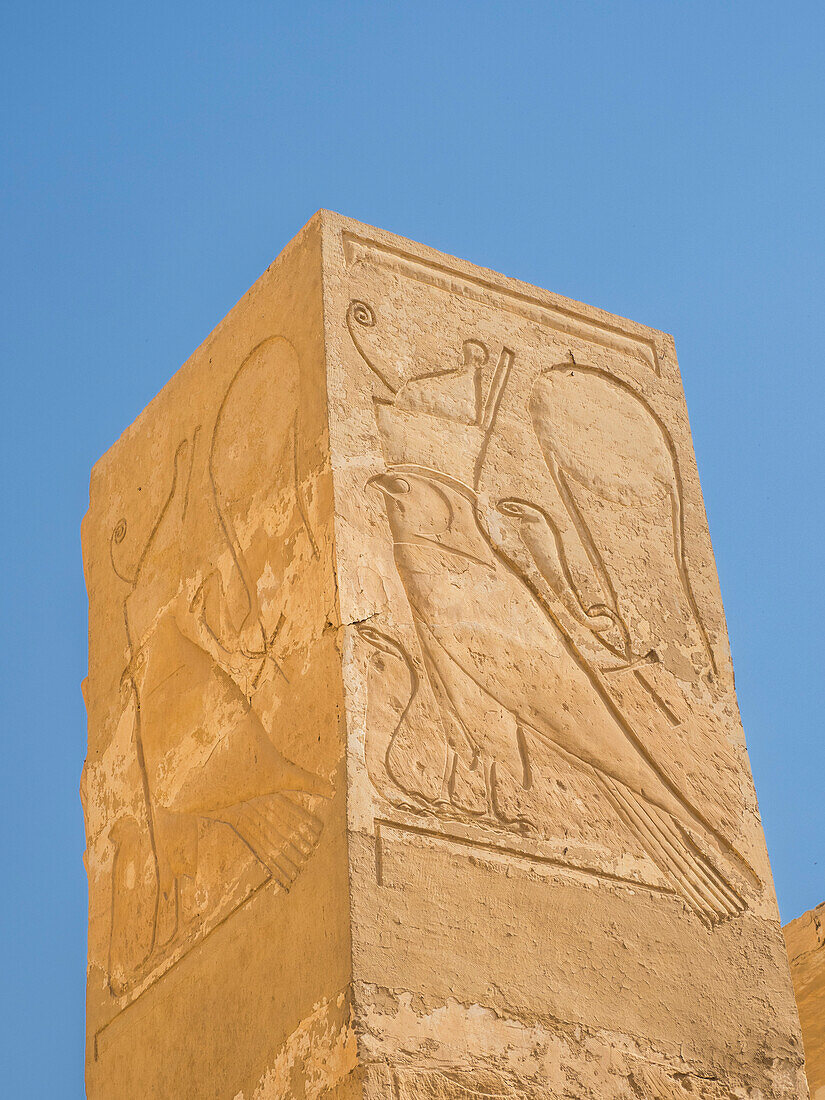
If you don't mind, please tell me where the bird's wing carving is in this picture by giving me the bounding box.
[511,365,746,839]
[372,467,756,922]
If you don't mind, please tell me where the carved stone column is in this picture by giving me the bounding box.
[83,212,807,1098]
[786,903,825,1098]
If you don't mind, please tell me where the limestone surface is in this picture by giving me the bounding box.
[82,212,807,1097]
[786,902,825,1098]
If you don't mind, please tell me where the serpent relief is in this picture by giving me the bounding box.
[348,298,757,925]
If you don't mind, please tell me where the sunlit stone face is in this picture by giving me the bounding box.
[83,212,807,1098]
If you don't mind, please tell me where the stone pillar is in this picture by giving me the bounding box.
[83,212,808,1098]
[786,903,825,1098]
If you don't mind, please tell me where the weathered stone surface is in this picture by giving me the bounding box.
[83,212,807,1097]
[786,903,825,1098]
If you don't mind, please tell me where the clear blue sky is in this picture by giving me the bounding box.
[2,2,823,1093]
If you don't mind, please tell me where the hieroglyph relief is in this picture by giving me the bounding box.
[104,337,332,998]
[348,299,758,925]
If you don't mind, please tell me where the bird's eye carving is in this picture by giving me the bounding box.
[386,476,410,496]
[113,518,128,543]
[498,499,529,518]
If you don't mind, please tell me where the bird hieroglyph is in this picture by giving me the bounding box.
[347,299,758,926]
[104,337,333,998]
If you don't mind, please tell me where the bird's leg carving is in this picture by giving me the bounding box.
[436,746,458,808]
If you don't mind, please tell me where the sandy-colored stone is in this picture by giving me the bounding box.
[786,903,825,1098]
[83,212,807,1097]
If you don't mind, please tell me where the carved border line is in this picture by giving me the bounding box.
[342,232,662,376]
[374,813,678,898]
[93,871,272,1060]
